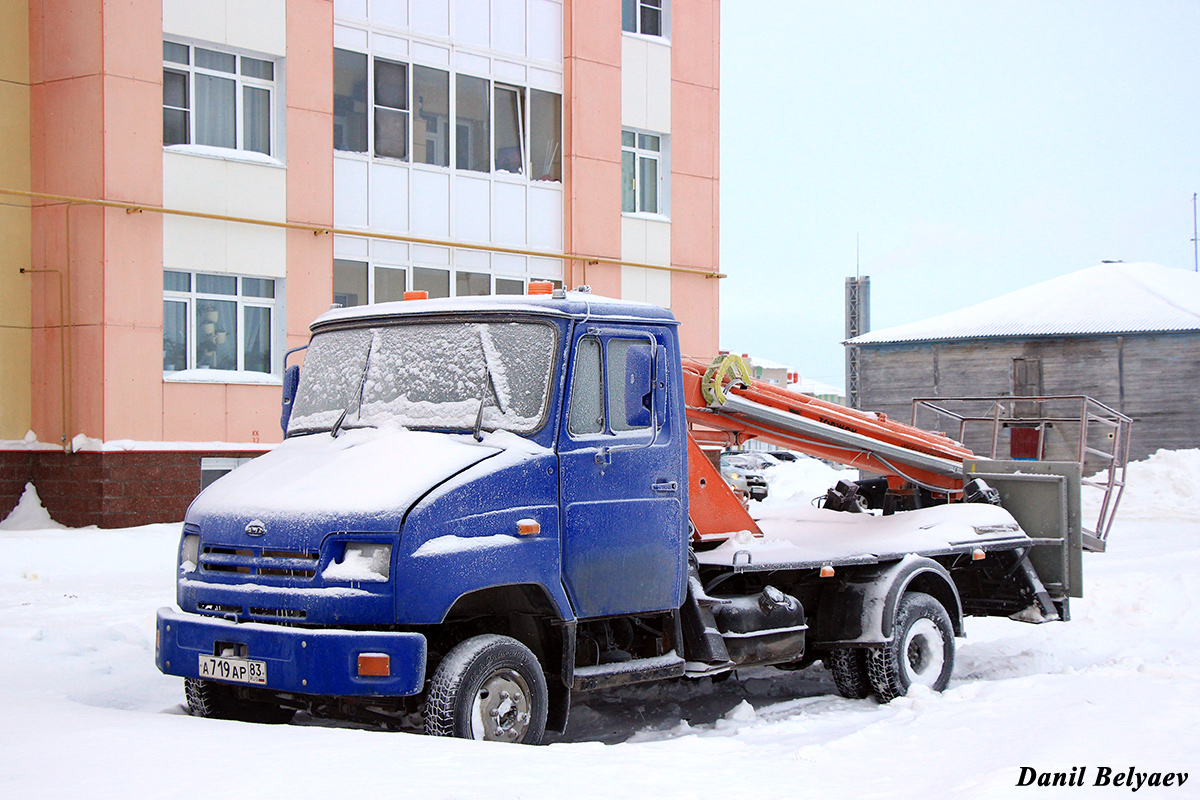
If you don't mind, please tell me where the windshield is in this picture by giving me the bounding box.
[288,320,558,435]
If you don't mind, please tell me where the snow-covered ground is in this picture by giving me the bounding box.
[1,453,1197,798]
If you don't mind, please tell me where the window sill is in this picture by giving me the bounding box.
[164,369,282,386]
[165,144,285,169]
[622,211,672,224]
[621,31,672,46]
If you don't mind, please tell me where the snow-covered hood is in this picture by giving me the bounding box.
[188,426,501,530]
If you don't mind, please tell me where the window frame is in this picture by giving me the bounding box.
[163,270,279,377]
[622,128,668,217]
[162,39,279,158]
[332,256,561,307]
[333,48,562,185]
[622,0,668,39]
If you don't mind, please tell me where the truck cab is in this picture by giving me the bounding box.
[157,290,690,742]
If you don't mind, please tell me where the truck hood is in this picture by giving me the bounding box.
[188,426,501,528]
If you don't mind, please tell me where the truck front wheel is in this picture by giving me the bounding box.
[865,592,955,703]
[424,635,548,744]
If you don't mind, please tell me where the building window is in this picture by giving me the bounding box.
[622,130,664,214]
[163,41,276,156]
[622,0,664,37]
[332,258,560,306]
[334,49,561,182]
[334,260,410,306]
[163,271,277,374]
[201,457,255,490]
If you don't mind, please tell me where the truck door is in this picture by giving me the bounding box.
[557,328,686,619]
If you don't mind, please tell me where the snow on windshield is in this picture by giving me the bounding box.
[288,321,557,435]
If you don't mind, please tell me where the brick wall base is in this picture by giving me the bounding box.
[0,450,268,529]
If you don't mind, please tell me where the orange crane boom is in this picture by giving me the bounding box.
[682,355,976,541]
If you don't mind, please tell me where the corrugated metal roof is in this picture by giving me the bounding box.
[848,262,1200,345]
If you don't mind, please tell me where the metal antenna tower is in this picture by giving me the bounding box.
[845,260,870,410]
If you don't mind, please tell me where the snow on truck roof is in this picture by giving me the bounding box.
[312,291,679,331]
[848,262,1200,345]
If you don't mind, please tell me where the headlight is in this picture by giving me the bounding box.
[179,534,200,573]
[727,472,743,480]
[323,542,392,583]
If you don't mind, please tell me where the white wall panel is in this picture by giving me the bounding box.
[493,252,526,275]
[455,248,490,270]
[369,161,409,233]
[644,41,672,133]
[621,266,648,304]
[527,185,562,251]
[371,0,406,30]
[373,240,409,264]
[334,158,370,228]
[494,60,526,83]
[454,175,491,243]
[334,24,368,50]
[334,0,367,21]
[645,265,671,308]
[410,170,451,238]
[455,0,490,49]
[227,225,287,277]
[333,234,370,259]
[492,182,527,246]
[411,0,449,38]
[163,0,225,46]
[373,33,408,59]
[493,0,526,56]
[412,41,451,66]
[530,256,563,280]
[621,216,648,264]
[621,37,648,130]
[412,244,451,265]
[528,0,562,64]
[644,218,671,266]
[226,0,287,55]
[164,216,227,274]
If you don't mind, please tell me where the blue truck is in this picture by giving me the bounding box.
[155,288,1128,743]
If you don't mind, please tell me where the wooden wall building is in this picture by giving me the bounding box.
[847,263,1200,464]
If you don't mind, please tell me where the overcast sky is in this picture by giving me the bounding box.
[718,1,1200,388]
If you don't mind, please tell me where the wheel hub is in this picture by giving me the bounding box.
[471,670,532,742]
[901,617,945,687]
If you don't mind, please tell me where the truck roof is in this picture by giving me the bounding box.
[311,291,680,332]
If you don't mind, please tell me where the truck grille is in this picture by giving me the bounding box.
[199,546,319,579]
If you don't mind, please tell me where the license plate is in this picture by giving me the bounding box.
[198,654,267,685]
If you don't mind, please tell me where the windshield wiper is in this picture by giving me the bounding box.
[333,335,376,438]
[473,365,499,442]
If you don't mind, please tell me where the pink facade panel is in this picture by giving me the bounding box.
[101,0,162,83]
[670,81,717,179]
[103,323,163,440]
[31,0,103,84]
[101,73,163,204]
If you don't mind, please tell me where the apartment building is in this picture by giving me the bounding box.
[0,0,721,526]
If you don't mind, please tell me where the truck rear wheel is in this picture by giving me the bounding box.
[184,678,295,724]
[826,648,871,699]
[424,635,548,744]
[866,592,955,703]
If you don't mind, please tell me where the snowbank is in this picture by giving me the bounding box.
[0,483,65,530]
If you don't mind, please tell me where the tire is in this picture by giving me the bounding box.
[865,592,955,703]
[424,634,548,744]
[185,678,295,724]
[826,648,871,699]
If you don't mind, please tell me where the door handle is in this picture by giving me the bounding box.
[651,480,678,493]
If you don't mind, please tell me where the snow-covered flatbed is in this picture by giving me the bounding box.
[696,502,1037,571]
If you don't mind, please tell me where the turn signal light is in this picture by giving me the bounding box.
[403,290,428,301]
[528,281,554,296]
[820,565,835,578]
[517,519,541,536]
[972,548,987,561]
[357,653,390,677]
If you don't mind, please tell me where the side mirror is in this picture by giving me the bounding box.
[623,344,654,429]
[280,364,301,435]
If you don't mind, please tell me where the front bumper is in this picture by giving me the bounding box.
[156,607,427,698]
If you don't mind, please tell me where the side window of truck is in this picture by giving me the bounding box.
[568,336,604,434]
